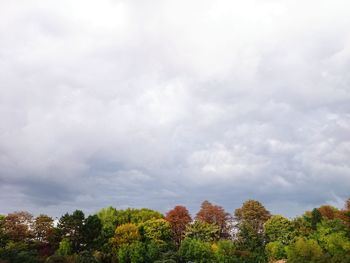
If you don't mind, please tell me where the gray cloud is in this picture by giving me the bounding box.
[0,0,349,217]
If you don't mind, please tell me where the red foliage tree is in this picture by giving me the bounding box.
[195,200,232,238]
[165,205,192,246]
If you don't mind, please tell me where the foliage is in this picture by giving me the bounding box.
[3,211,33,242]
[264,215,294,244]
[140,218,173,245]
[96,206,118,231]
[33,214,54,243]
[82,215,102,250]
[265,241,286,262]
[311,208,322,230]
[286,237,324,263]
[215,240,239,263]
[113,223,141,247]
[56,238,72,256]
[184,221,220,242]
[165,206,192,247]
[116,208,163,225]
[234,200,271,262]
[178,238,214,263]
[1,198,350,262]
[57,210,85,253]
[195,200,232,238]
[234,200,271,234]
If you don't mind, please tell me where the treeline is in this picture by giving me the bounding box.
[0,199,350,263]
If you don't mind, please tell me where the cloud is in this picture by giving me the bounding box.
[0,0,349,217]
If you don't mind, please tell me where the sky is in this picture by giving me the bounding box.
[0,0,350,218]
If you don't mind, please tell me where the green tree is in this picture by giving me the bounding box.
[214,240,239,263]
[140,219,173,246]
[314,219,350,262]
[97,206,118,230]
[264,215,294,244]
[56,238,72,256]
[286,237,324,263]
[57,210,85,252]
[265,241,285,262]
[178,238,214,263]
[184,221,220,242]
[113,223,141,247]
[82,214,102,250]
[311,208,322,230]
[116,208,163,225]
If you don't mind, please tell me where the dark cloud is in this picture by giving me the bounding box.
[0,0,349,217]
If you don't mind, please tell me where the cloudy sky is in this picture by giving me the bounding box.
[0,0,350,218]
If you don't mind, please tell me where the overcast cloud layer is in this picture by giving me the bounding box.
[1,0,350,218]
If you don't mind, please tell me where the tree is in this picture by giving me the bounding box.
[184,221,220,242]
[178,238,214,263]
[317,205,338,220]
[234,200,271,234]
[112,223,140,247]
[215,240,239,263]
[196,200,232,238]
[313,219,350,262]
[286,237,323,263]
[32,214,54,243]
[117,241,147,263]
[57,210,85,252]
[165,206,192,247]
[345,198,350,212]
[0,214,7,246]
[116,208,163,225]
[140,219,173,246]
[311,208,322,230]
[265,241,286,262]
[82,214,102,250]
[56,238,72,256]
[97,206,118,230]
[264,215,294,244]
[234,200,271,262]
[3,211,33,242]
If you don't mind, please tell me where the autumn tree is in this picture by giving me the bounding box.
[317,205,338,220]
[234,200,271,262]
[234,199,271,234]
[33,214,54,243]
[112,223,141,247]
[195,200,232,238]
[3,211,33,242]
[165,205,192,247]
[341,198,350,228]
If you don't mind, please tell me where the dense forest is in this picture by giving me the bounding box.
[0,198,350,263]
